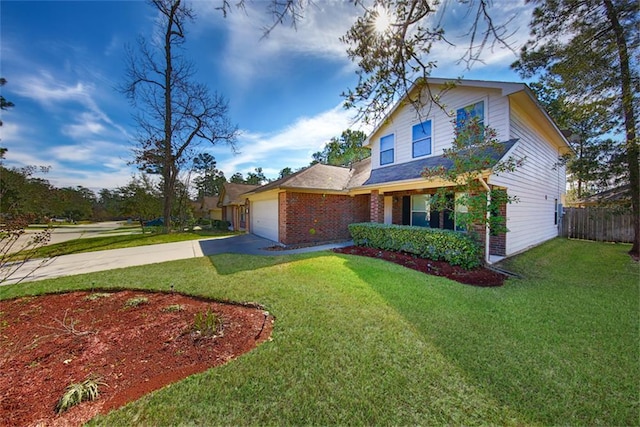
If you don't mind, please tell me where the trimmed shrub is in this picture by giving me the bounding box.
[348,223,482,269]
[212,220,231,231]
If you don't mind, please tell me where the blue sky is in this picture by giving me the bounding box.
[1,0,535,192]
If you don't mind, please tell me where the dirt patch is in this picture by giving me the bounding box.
[333,246,506,287]
[0,290,273,426]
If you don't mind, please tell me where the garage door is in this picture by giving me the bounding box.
[251,198,279,242]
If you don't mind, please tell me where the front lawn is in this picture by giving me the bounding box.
[0,238,637,425]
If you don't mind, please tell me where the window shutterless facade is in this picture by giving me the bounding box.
[456,101,485,145]
[380,134,395,165]
[412,120,432,158]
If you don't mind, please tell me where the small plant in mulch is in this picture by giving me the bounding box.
[192,309,224,338]
[162,304,185,312]
[124,296,149,308]
[55,376,106,414]
[84,292,112,301]
[0,311,7,330]
[42,310,96,337]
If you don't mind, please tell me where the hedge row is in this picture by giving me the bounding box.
[347,223,483,269]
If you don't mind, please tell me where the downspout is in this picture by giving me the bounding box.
[478,176,492,265]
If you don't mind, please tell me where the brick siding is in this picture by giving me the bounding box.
[280,192,370,245]
[489,200,507,256]
[370,190,384,223]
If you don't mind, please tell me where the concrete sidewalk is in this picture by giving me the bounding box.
[1,234,352,286]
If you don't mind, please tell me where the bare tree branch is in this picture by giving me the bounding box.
[122,0,238,232]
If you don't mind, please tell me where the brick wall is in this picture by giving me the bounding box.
[278,192,287,243]
[489,200,507,256]
[280,192,371,245]
[370,190,384,223]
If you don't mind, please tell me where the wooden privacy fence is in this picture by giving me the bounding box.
[562,207,634,243]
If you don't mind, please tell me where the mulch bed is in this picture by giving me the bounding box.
[0,290,273,427]
[333,245,506,287]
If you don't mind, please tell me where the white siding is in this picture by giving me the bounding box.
[490,105,566,256]
[369,86,510,170]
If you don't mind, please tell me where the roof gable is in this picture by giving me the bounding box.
[365,78,526,145]
[219,182,259,206]
[364,77,570,154]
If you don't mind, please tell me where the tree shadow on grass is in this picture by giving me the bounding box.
[205,252,331,276]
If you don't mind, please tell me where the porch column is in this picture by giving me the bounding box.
[370,190,384,223]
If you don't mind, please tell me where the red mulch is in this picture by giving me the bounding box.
[333,246,506,287]
[0,290,273,427]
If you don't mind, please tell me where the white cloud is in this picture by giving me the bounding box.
[62,113,107,139]
[14,72,92,106]
[210,103,358,178]
[197,1,359,87]
[48,139,130,165]
[46,164,137,192]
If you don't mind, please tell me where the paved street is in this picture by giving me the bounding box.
[5,221,135,255]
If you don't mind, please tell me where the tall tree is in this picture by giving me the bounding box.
[95,188,123,221]
[530,80,623,200]
[52,186,96,222]
[229,172,245,184]
[118,174,162,232]
[192,152,227,197]
[123,0,238,232]
[0,165,53,221]
[245,167,267,185]
[311,129,370,167]
[512,0,639,256]
[278,167,293,179]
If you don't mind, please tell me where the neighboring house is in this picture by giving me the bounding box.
[243,78,572,261]
[190,196,222,220]
[218,182,259,231]
[243,160,371,243]
[574,184,632,207]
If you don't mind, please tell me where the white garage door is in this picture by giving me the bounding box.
[251,198,279,242]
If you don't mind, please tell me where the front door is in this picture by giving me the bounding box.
[384,196,393,224]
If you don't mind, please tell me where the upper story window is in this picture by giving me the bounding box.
[456,101,485,145]
[412,120,432,158]
[380,134,394,165]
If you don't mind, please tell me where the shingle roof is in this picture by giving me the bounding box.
[251,158,372,194]
[579,184,631,205]
[220,182,260,205]
[363,139,518,186]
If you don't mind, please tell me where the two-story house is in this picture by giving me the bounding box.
[242,78,572,261]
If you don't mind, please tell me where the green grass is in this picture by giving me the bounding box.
[0,238,637,425]
[8,230,236,260]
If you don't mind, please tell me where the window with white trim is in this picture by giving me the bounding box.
[411,194,431,227]
[456,101,485,145]
[380,134,394,165]
[412,120,432,158]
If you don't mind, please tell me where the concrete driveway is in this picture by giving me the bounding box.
[0,234,351,286]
